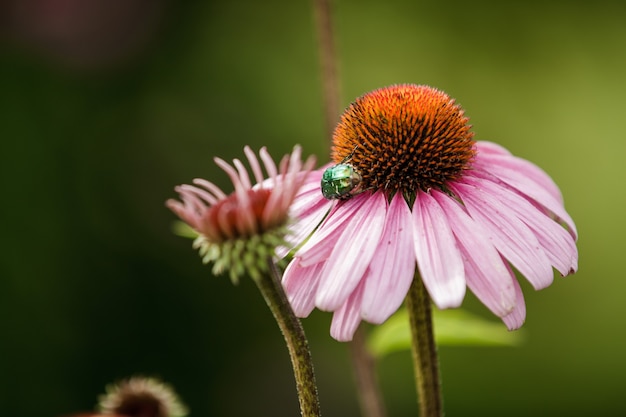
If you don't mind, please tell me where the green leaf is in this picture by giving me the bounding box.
[367,308,525,358]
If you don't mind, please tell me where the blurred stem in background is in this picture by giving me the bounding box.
[313,0,341,144]
[348,327,388,417]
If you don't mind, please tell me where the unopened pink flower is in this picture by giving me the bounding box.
[167,146,315,283]
[283,84,578,341]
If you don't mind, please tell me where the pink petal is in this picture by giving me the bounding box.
[279,203,331,259]
[289,171,327,218]
[276,179,333,258]
[361,192,416,324]
[189,179,225,203]
[298,194,369,266]
[432,190,516,317]
[475,140,512,156]
[233,158,252,189]
[244,146,265,184]
[259,147,278,179]
[412,190,466,309]
[316,192,387,311]
[473,149,577,239]
[501,269,526,330]
[475,142,562,202]
[330,279,366,342]
[464,176,578,276]
[282,257,323,317]
[289,178,334,225]
[450,181,554,290]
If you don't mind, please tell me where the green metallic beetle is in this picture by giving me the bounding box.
[321,162,362,200]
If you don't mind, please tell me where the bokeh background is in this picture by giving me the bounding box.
[1,0,624,416]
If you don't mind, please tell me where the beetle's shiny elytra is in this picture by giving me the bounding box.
[321,163,362,200]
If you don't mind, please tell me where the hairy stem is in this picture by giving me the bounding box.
[405,274,443,417]
[255,259,321,417]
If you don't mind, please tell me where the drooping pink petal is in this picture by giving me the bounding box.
[330,279,366,342]
[275,168,334,258]
[288,171,334,228]
[450,181,554,290]
[361,192,416,324]
[432,190,516,317]
[287,167,328,221]
[288,203,331,245]
[289,171,327,218]
[473,145,577,239]
[412,190,466,309]
[282,257,323,317]
[500,268,526,330]
[296,219,345,267]
[316,192,387,311]
[279,207,332,259]
[292,192,333,228]
[464,175,578,276]
[475,142,562,202]
[298,193,369,267]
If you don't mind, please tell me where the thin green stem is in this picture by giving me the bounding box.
[405,274,443,417]
[312,0,341,143]
[254,258,321,417]
[348,326,387,417]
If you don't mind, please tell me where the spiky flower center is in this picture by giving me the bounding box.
[331,84,475,194]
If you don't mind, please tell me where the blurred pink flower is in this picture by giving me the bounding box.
[167,146,315,283]
[282,84,578,341]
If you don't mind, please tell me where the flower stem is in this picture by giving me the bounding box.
[254,258,321,417]
[405,274,443,417]
[348,326,388,417]
[312,0,341,143]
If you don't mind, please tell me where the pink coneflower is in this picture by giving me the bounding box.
[283,84,578,341]
[167,147,322,416]
[167,146,315,283]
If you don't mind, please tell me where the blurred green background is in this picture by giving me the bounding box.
[1,0,624,416]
